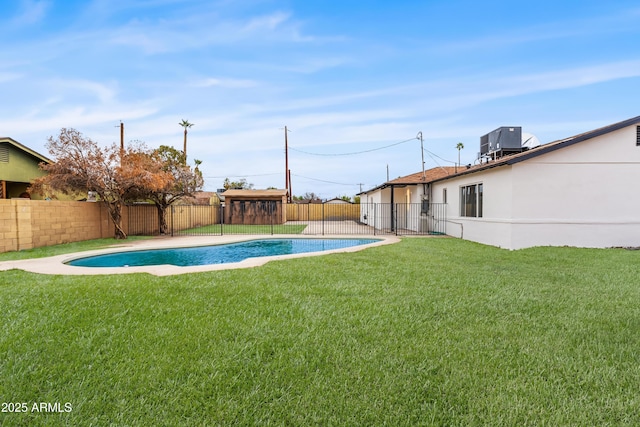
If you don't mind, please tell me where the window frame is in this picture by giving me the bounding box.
[459,183,483,218]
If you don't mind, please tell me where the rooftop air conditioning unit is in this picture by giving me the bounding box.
[480,126,522,156]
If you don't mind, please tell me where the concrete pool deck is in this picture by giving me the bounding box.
[0,235,400,277]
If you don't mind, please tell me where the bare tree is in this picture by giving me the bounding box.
[30,128,172,239]
[146,145,204,234]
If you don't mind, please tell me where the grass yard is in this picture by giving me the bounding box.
[0,236,152,261]
[176,223,307,235]
[1,237,640,425]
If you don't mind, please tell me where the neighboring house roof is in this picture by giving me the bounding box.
[0,137,52,164]
[294,198,322,204]
[324,197,352,204]
[359,166,458,195]
[190,191,220,205]
[430,114,640,184]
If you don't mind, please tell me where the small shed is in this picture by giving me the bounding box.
[222,189,288,225]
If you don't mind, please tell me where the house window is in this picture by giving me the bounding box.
[636,126,640,146]
[442,188,447,204]
[460,183,483,217]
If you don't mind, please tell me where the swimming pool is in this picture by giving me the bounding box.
[67,238,380,268]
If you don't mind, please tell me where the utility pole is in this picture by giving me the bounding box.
[417,131,425,181]
[284,126,291,202]
[116,121,124,164]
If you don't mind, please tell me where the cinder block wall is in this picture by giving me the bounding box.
[0,199,115,252]
[0,200,18,253]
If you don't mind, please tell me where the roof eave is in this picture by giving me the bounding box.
[0,137,52,164]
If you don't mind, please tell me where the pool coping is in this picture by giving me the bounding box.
[0,235,400,276]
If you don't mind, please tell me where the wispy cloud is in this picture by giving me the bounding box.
[9,0,50,27]
[192,77,259,89]
[107,10,327,54]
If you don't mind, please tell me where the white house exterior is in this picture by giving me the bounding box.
[359,167,456,233]
[429,116,640,249]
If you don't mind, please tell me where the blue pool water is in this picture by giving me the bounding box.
[67,238,379,268]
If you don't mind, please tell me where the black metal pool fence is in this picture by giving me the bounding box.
[126,202,447,236]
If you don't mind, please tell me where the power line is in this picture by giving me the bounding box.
[292,173,361,186]
[422,148,457,164]
[204,172,281,178]
[289,137,418,156]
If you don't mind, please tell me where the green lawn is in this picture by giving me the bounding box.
[1,238,640,426]
[0,236,152,261]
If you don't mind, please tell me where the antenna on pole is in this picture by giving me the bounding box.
[284,126,292,203]
[417,131,425,180]
[115,121,124,164]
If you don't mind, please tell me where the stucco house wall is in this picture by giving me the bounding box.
[431,167,515,248]
[359,168,456,231]
[431,118,640,249]
[0,138,51,199]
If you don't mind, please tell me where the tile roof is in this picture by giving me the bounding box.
[386,166,459,185]
[359,166,458,194]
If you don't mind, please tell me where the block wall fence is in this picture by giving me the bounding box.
[0,200,223,253]
[0,199,115,253]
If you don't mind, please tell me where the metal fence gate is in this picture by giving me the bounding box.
[126,202,447,236]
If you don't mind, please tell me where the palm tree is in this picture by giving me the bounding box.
[456,142,464,172]
[179,119,194,159]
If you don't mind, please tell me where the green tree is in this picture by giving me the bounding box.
[223,178,253,190]
[456,142,464,171]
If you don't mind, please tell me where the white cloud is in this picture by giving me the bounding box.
[10,0,50,26]
[192,77,259,89]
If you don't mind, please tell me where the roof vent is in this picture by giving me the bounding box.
[0,146,8,162]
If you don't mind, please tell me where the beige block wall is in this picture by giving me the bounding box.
[0,200,18,253]
[0,199,114,252]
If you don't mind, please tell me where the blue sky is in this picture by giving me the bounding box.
[2,0,639,198]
